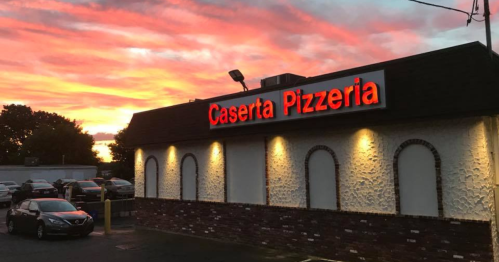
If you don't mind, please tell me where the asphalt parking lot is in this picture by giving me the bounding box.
[0,205,317,262]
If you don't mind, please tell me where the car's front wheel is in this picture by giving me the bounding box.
[7,219,16,234]
[37,223,46,240]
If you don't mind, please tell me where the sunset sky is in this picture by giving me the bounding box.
[0,0,498,161]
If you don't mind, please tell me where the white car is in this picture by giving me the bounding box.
[0,181,21,195]
[0,184,11,207]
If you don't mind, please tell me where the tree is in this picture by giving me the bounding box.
[0,105,35,163]
[108,127,134,180]
[0,104,100,165]
[21,124,100,165]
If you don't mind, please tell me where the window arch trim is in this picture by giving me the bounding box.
[144,155,159,198]
[180,153,199,201]
[393,139,443,217]
[304,145,341,210]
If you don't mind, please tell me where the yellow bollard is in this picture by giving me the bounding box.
[66,186,72,201]
[100,184,105,202]
[105,199,111,235]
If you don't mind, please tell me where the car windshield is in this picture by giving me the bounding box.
[0,182,15,186]
[113,180,132,186]
[0,184,7,190]
[33,179,47,183]
[78,181,98,188]
[32,183,53,188]
[38,201,77,212]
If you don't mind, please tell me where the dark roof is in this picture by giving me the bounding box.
[127,42,499,147]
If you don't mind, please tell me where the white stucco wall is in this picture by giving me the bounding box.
[135,116,493,221]
[267,117,492,220]
[0,166,97,185]
[135,141,225,202]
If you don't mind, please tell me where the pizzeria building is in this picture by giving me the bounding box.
[127,42,499,262]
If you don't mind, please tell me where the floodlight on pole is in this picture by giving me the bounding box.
[228,69,249,92]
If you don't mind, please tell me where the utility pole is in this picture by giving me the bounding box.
[409,0,494,59]
[484,0,493,58]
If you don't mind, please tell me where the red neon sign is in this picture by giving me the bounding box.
[283,78,379,116]
[209,98,275,125]
[210,77,381,127]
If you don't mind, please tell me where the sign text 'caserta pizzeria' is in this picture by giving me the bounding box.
[209,70,386,129]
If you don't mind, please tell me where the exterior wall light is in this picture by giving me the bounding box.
[228,69,249,92]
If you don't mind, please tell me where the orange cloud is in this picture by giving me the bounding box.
[0,0,496,142]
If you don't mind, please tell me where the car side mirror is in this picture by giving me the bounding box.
[29,209,39,215]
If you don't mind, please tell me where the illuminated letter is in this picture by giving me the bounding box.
[248,103,256,120]
[343,86,354,107]
[238,104,248,122]
[283,91,297,116]
[255,98,263,119]
[315,91,327,111]
[219,108,228,124]
[302,93,314,113]
[362,82,379,105]
[229,106,238,123]
[354,78,361,105]
[209,104,220,125]
[262,100,275,119]
[296,89,302,114]
[328,89,343,109]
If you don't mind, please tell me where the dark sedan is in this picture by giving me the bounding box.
[69,181,106,201]
[53,178,76,194]
[25,179,49,184]
[6,198,94,239]
[12,183,59,204]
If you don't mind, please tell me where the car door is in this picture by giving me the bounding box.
[104,181,113,191]
[17,200,31,231]
[14,184,29,203]
[25,184,34,199]
[72,183,81,197]
[26,201,40,233]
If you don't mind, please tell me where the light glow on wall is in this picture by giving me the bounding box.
[356,128,374,153]
[211,142,222,160]
[273,136,286,156]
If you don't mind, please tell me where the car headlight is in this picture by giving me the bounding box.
[48,218,65,225]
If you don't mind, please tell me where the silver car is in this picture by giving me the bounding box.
[0,181,20,192]
[104,180,134,199]
[0,184,11,207]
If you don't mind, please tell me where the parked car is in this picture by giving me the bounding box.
[6,198,94,239]
[25,179,49,184]
[0,181,21,194]
[68,181,106,202]
[105,179,135,199]
[90,177,105,186]
[0,184,11,207]
[11,183,59,204]
[52,179,76,194]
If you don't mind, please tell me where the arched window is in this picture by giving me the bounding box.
[393,139,443,217]
[181,153,198,201]
[305,145,340,210]
[144,156,159,198]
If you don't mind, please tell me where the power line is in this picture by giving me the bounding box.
[408,0,470,17]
